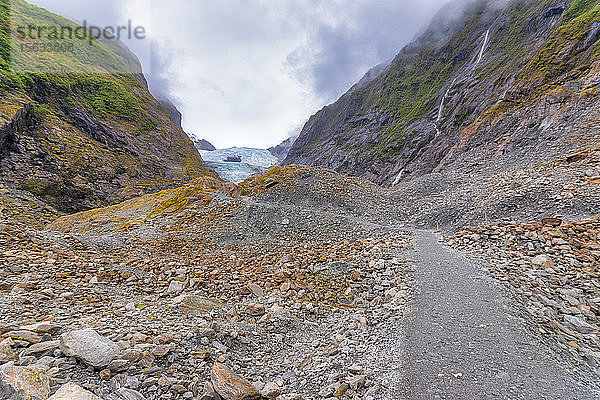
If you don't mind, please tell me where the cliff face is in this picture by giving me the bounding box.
[284,0,600,186]
[0,0,214,222]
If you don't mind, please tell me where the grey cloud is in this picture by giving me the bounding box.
[284,0,447,102]
[27,0,451,148]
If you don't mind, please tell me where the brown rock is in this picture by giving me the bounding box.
[0,338,18,362]
[245,304,265,316]
[2,330,42,344]
[541,217,562,227]
[0,362,50,400]
[179,296,224,315]
[211,363,259,400]
[99,369,112,380]
[151,345,170,357]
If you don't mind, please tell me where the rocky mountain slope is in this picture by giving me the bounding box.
[284,0,600,186]
[0,0,214,226]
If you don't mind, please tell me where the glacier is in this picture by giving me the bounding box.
[200,147,279,183]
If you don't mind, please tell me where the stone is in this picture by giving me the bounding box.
[532,255,553,267]
[20,322,59,335]
[564,315,597,334]
[541,217,562,227]
[260,382,280,399]
[334,383,350,397]
[200,393,222,400]
[178,296,223,315]
[247,284,264,297]
[60,329,120,368]
[111,375,140,391]
[151,345,170,357]
[100,369,113,380]
[211,363,259,400]
[23,341,60,357]
[122,349,144,363]
[3,330,42,344]
[172,384,187,394]
[348,364,364,374]
[0,362,50,400]
[131,332,149,343]
[0,339,18,362]
[167,281,185,294]
[108,359,130,373]
[245,304,265,316]
[106,388,147,400]
[48,382,101,400]
[280,282,291,292]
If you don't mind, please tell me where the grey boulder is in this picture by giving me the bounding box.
[59,329,120,368]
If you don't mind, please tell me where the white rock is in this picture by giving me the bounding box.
[261,382,281,399]
[167,281,185,294]
[532,255,552,267]
[60,329,120,368]
[248,284,264,297]
[49,383,101,400]
[564,315,597,334]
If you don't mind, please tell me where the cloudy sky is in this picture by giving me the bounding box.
[30,0,446,148]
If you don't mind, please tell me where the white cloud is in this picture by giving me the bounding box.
[27,0,447,149]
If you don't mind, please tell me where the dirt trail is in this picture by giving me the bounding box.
[395,230,600,399]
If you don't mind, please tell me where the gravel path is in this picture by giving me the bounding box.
[397,230,600,399]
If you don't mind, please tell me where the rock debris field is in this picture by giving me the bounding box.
[1,162,600,400]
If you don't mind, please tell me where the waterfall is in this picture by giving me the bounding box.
[392,169,404,186]
[433,29,490,136]
[475,29,490,65]
[437,78,458,123]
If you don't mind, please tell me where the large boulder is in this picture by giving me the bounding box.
[211,363,259,400]
[48,383,101,400]
[0,362,50,400]
[60,329,120,368]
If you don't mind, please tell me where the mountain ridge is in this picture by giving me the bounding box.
[0,0,214,225]
[284,0,600,186]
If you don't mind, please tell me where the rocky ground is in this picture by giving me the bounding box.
[0,168,415,400]
[2,157,600,399]
[447,216,600,371]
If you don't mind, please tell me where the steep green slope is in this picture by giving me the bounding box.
[285,0,600,185]
[0,0,214,225]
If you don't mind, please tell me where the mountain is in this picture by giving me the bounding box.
[284,0,600,186]
[194,138,217,151]
[0,0,214,225]
[268,136,295,161]
[158,97,184,131]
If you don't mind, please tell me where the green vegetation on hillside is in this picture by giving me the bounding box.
[0,0,156,128]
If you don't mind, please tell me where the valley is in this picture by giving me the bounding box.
[1,0,600,399]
